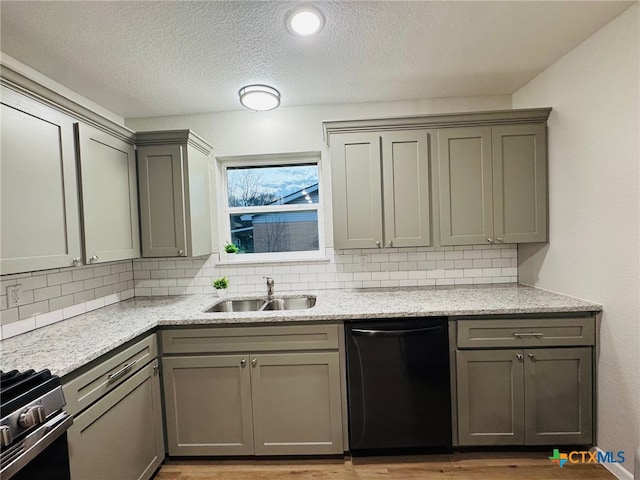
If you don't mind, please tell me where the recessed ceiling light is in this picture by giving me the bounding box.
[287,6,324,36]
[238,85,281,111]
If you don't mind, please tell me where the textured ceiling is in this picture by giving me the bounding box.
[0,1,634,118]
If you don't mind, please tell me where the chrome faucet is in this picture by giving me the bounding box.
[263,277,275,297]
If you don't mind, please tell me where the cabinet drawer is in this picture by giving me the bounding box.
[63,334,157,416]
[161,324,339,354]
[457,316,595,348]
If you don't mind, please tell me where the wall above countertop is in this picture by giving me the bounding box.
[132,244,518,297]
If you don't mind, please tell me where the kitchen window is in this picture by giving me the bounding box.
[219,153,324,262]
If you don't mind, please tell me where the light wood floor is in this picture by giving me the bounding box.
[155,451,617,479]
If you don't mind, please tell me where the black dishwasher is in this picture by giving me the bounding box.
[345,318,452,453]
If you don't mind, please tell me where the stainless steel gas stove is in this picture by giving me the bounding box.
[0,369,73,480]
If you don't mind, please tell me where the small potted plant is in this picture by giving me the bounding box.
[224,241,239,256]
[212,277,229,297]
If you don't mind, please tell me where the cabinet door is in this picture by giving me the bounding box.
[184,144,213,257]
[381,130,431,247]
[76,123,140,263]
[524,347,593,445]
[137,144,187,257]
[68,361,164,480]
[162,355,254,456]
[250,352,343,455]
[492,124,547,243]
[1,87,82,274]
[457,349,525,445]
[438,127,493,246]
[331,132,383,249]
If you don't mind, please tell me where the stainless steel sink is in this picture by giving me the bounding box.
[205,295,316,313]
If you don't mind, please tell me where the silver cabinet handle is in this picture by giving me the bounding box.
[251,358,257,367]
[72,257,82,266]
[516,353,523,361]
[375,241,381,248]
[89,255,99,262]
[241,358,246,367]
[107,360,136,383]
[178,250,184,255]
[487,238,494,244]
[528,353,535,360]
[496,237,504,243]
[388,240,393,247]
[513,332,544,338]
[153,364,159,375]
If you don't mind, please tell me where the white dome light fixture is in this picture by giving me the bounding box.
[238,84,281,111]
[287,5,324,36]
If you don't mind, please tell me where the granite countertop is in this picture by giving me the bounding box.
[0,284,601,378]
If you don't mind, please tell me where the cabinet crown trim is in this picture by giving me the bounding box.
[1,65,135,144]
[136,130,214,155]
[322,108,552,145]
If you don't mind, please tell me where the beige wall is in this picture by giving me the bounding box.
[513,5,639,478]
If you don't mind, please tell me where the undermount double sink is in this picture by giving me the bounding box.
[205,295,317,313]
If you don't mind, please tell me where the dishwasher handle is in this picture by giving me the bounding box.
[351,325,445,337]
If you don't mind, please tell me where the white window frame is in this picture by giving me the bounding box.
[217,152,326,264]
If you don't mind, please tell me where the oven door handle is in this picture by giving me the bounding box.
[1,411,73,480]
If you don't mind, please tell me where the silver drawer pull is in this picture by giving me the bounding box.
[513,332,544,338]
[107,360,137,383]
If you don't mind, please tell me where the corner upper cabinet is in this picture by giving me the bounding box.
[329,130,431,250]
[136,130,213,257]
[1,86,83,274]
[76,123,140,263]
[438,123,547,246]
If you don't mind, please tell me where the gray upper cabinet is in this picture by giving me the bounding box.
[136,130,213,257]
[76,123,140,263]
[438,123,547,246]
[1,86,82,274]
[330,130,431,250]
[324,108,550,249]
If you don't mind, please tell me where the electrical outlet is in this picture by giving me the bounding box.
[359,255,368,271]
[7,284,22,307]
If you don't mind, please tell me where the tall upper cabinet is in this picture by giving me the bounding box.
[76,123,140,264]
[438,123,547,245]
[136,130,214,258]
[1,85,82,274]
[329,130,432,250]
[324,108,551,249]
[1,66,140,274]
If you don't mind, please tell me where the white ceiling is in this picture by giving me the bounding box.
[0,1,634,118]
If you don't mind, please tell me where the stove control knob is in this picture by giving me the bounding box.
[0,426,12,447]
[19,405,46,428]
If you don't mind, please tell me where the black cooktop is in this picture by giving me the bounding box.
[0,370,61,417]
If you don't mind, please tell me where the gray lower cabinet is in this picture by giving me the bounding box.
[330,130,432,249]
[438,123,547,246]
[1,85,82,274]
[67,361,164,480]
[457,344,593,446]
[136,130,214,258]
[64,334,164,480]
[162,355,254,456]
[161,325,344,456]
[76,123,140,263]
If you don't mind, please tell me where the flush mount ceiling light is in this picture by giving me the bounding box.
[286,5,325,36]
[238,85,281,111]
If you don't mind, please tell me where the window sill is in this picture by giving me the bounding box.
[215,255,331,266]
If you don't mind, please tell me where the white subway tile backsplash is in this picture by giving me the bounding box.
[34,285,61,302]
[0,243,519,339]
[2,317,36,339]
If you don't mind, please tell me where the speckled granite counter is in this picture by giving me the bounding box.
[0,284,601,378]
